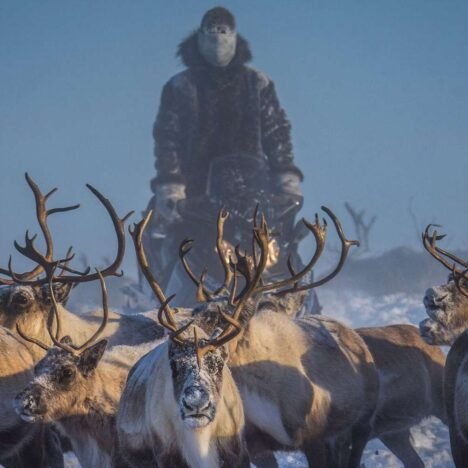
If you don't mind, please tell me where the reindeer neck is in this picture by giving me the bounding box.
[57,358,129,467]
[57,410,115,468]
[79,342,159,422]
[212,367,245,443]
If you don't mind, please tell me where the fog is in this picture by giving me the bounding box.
[1,0,467,278]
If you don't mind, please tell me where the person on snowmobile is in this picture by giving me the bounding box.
[144,7,319,312]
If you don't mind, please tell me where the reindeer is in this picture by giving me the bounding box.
[262,290,447,468]
[125,207,379,468]
[0,175,163,466]
[116,213,250,468]
[0,326,65,468]
[355,324,446,468]
[0,174,164,363]
[419,225,468,347]
[260,233,448,467]
[418,225,468,467]
[14,267,162,468]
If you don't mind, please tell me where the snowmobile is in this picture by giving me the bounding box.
[141,155,321,313]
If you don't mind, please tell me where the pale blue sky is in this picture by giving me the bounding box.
[1,1,467,275]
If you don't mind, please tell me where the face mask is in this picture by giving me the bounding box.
[197,27,237,67]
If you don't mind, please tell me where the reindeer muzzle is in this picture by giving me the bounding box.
[14,386,47,423]
[419,318,437,344]
[423,288,448,314]
[181,385,214,427]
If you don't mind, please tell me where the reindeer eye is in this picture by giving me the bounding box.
[60,367,76,383]
[205,354,224,375]
[11,292,31,307]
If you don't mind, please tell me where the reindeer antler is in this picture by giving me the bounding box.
[253,206,359,296]
[16,267,110,355]
[8,184,133,286]
[0,174,80,285]
[178,205,357,302]
[130,211,183,342]
[423,224,468,297]
[132,210,270,359]
[191,214,270,365]
[179,209,234,301]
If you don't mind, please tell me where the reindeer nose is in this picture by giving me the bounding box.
[15,387,46,417]
[419,318,432,335]
[182,386,210,411]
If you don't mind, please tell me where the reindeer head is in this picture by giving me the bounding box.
[0,173,131,338]
[131,205,358,431]
[14,270,110,423]
[165,325,229,428]
[15,339,107,423]
[419,225,468,346]
[130,210,271,428]
[0,283,73,330]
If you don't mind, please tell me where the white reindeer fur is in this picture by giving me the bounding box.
[117,339,245,468]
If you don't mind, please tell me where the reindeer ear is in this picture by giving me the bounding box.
[78,340,108,376]
[60,335,73,345]
[60,335,72,345]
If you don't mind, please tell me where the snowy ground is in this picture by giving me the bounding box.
[61,290,455,467]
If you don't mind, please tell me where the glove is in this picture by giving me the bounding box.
[274,172,302,197]
[154,183,186,222]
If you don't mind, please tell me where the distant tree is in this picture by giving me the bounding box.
[344,202,377,254]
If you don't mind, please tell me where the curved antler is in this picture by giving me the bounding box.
[254,213,327,294]
[422,225,467,271]
[16,323,50,352]
[8,184,133,286]
[134,209,270,355]
[207,214,270,347]
[251,206,358,296]
[278,206,359,294]
[423,224,468,298]
[130,211,187,342]
[72,270,109,351]
[179,209,234,302]
[0,173,80,285]
[179,240,212,302]
[15,267,110,355]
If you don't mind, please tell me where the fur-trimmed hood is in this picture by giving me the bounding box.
[177,30,252,68]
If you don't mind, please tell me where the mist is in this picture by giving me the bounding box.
[1,0,467,279]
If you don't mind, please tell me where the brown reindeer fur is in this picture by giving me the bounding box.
[0,284,163,466]
[0,327,63,467]
[16,340,159,468]
[253,296,448,467]
[357,324,446,467]
[0,286,163,362]
[224,308,379,467]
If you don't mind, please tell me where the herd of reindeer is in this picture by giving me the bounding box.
[0,174,467,468]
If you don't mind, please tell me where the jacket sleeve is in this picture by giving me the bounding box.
[150,80,186,193]
[260,80,304,182]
